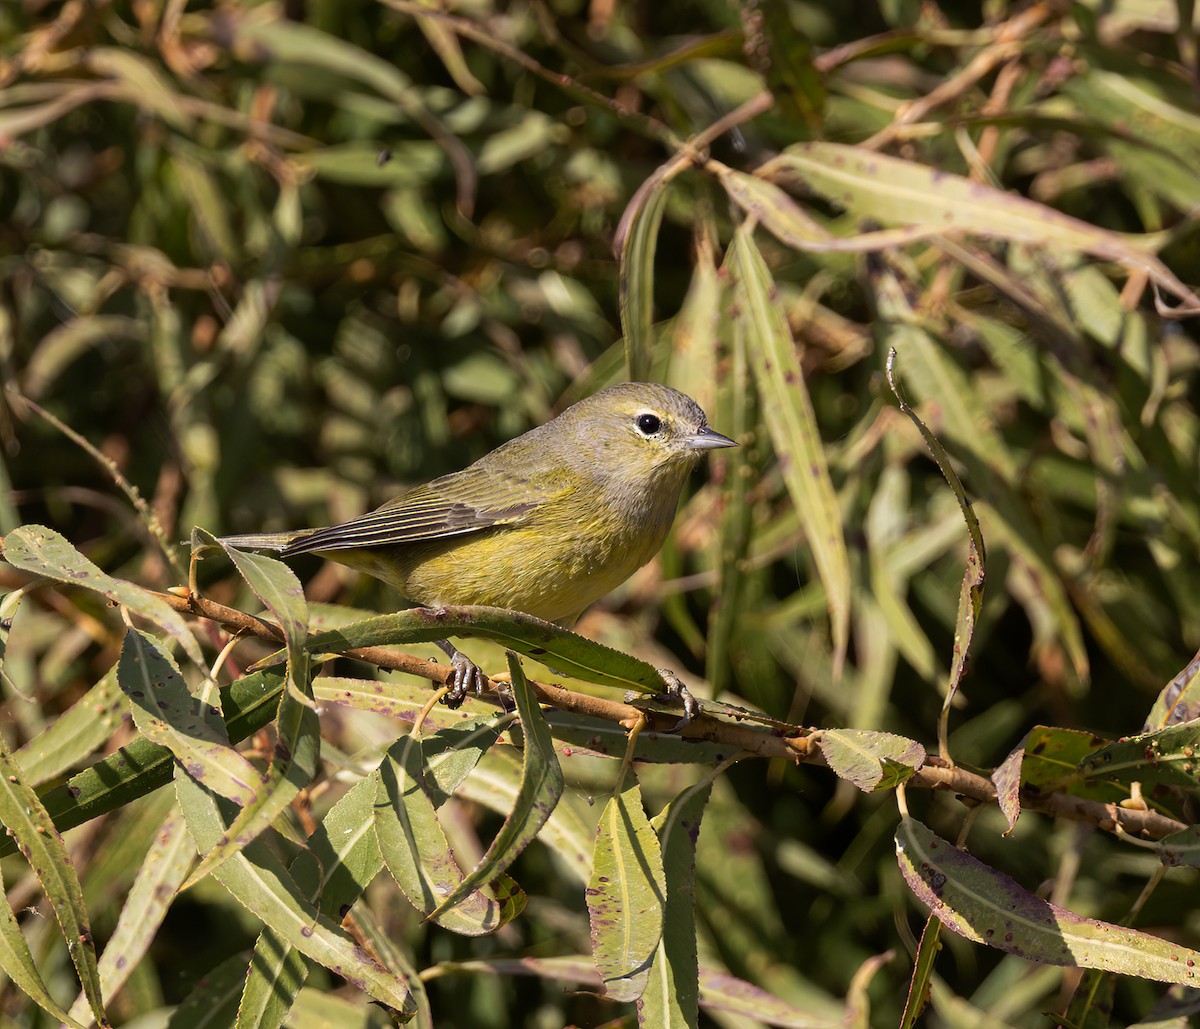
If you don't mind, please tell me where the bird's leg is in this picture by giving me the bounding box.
[436,639,489,708]
[655,668,701,732]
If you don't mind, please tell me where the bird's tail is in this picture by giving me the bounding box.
[215,531,312,552]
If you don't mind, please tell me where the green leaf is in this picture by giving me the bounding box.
[454,749,594,887]
[762,141,1200,309]
[588,769,666,1003]
[618,175,670,381]
[0,670,289,859]
[375,728,509,936]
[1078,722,1200,790]
[306,605,668,694]
[697,966,848,1026]
[1145,648,1200,730]
[66,806,194,1026]
[181,542,321,890]
[885,348,987,731]
[2,525,202,664]
[1062,967,1117,1029]
[118,629,263,806]
[237,775,386,1029]
[170,952,253,1028]
[14,662,127,786]
[896,816,1200,983]
[0,731,106,1024]
[314,674,494,727]
[730,226,850,676]
[428,653,564,919]
[174,774,415,1016]
[642,780,711,1027]
[0,854,88,1028]
[1019,725,1128,803]
[817,728,925,793]
[899,915,941,1029]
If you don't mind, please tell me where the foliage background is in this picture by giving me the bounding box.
[3,0,1200,1026]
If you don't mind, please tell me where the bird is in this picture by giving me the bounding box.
[217,382,736,710]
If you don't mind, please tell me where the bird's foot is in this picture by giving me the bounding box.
[437,639,490,709]
[656,668,700,733]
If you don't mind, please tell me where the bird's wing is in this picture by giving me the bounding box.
[279,467,545,557]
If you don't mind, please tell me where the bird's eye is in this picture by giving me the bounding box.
[635,413,662,435]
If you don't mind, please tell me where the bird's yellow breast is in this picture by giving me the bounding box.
[325,471,685,624]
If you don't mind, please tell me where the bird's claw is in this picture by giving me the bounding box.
[444,651,489,709]
[656,668,701,733]
[436,640,490,709]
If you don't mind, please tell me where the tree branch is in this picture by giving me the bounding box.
[151,586,1189,843]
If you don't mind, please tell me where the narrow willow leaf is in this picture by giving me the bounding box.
[179,682,320,892]
[15,662,127,786]
[717,163,935,252]
[618,175,669,381]
[118,629,262,806]
[543,711,738,766]
[588,769,666,1003]
[375,732,506,936]
[88,48,192,131]
[707,257,757,698]
[0,670,288,859]
[0,857,88,1028]
[697,966,848,1026]
[2,524,202,664]
[171,952,253,1029]
[456,749,594,887]
[1156,824,1200,868]
[991,740,1025,832]
[818,729,925,793]
[899,915,941,1029]
[762,142,1200,309]
[174,774,415,1016]
[419,715,510,807]
[642,781,711,1028]
[218,539,309,678]
[1063,967,1117,1029]
[0,732,105,1023]
[337,904,433,1028]
[896,816,1200,984]
[442,954,601,987]
[886,344,987,725]
[428,653,564,919]
[1020,725,1126,803]
[314,675,494,727]
[182,543,320,891]
[881,304,1085,686]
[730,226,850,674]
[1078,722,1200,789]
[415,12,484,95]
[238,776,384,1029]
[1144,648,1200,730]
[844,952,891,1029]
[305,605,668,694]
[67,806,194,1025]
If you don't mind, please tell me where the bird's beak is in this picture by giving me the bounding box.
[686,426,738,450]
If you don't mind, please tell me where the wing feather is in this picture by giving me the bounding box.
[279,469,544,557]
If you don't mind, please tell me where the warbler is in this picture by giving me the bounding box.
[219,382,736,706]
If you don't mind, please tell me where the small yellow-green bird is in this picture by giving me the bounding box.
[219,382,735,708]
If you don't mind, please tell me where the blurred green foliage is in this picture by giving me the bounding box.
[4,0,1200,1026]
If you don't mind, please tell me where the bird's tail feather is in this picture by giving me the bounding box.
[216,531,311,552]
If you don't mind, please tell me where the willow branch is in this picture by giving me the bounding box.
[144,586,1190,843]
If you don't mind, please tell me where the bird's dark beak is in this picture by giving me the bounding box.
[686,426,738,450]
